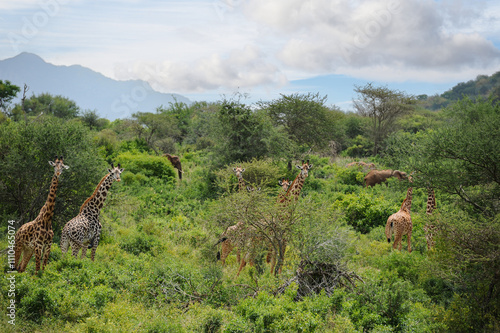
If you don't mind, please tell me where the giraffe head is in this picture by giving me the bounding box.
[278,178,291,192]
[296,160,313,178]
[49,155,70,178]
[233,167,245,180]
[108,163,124,182]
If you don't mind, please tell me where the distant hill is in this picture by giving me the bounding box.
[0,53,190,120]
[419,71,500,110]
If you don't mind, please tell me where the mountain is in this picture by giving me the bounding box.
[0,53,190,120]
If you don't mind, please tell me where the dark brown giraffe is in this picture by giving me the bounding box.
[60,164,123,260]
[163,153,183,180]
[14,156,70,272]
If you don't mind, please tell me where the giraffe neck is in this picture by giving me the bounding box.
[238,177,245,192]
[426,188,436,215]
[35,174,58,230]
[281,174,306,205]
[80,174,114,217]
[401,187,413,213]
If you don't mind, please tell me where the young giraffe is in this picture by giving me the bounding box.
[424,187,437,250]
[14,156,70,273]
[385,186,413,252]
[60,164,123,260]
[217,167,247,265]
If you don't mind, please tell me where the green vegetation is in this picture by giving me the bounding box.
[1,82,499,332]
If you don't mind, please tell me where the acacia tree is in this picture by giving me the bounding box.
[353,83,416,155]
[131,110,180,154]
[212,99,293,166]
[260,93,339,156]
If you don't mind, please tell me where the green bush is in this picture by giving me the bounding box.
[115,151,176,181]
[333,192,396,234]
[119,232,160,256]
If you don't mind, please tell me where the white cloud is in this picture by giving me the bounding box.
[243,0,500,81]
[114,45,287,93]
[1,0,499,97]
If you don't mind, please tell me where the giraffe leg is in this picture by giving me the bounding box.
[407,231,412,253]
[236,259,246,276]
[90,234,100,261]
[236,248,241,265]
[278,240,287,275]
[19,248,34,273]
[220,240,233,266]
[14,240,23,271]
[270,250,277,275]
[266,245,273,264]
[42,244,51,270]
[81,245,88,259]
[90,246,97,261]
[42,233,54,269]
[70,240,83,259]
[393,231,402,251]
[60,231,69,254]
[237,254,249,277]
[34,244,43,272]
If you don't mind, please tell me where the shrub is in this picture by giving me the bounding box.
[119,232,160,256]
[115,151,176,181]
[333,192,396,234]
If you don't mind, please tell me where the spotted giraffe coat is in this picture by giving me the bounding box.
[385,187,413,253]
[60,165,123,260]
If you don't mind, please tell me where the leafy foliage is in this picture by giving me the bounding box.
[0,116,106,229]
[2,88,500,332]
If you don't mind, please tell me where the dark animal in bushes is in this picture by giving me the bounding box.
[163,153,183,180]
[364,169,407,187]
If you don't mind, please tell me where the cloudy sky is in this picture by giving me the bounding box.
[1,0,500,108]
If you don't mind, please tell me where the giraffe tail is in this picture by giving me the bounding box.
[385,219,393,243]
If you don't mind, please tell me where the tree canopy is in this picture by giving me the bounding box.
[353,83,416,155]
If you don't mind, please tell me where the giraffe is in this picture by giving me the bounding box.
[60,164,123,260]
[216,167,247,266]
[217,179,293,275]
[267,160,313,275]
[424,187,437,250]
[280,160,313,206]
[385,186,413,252]
[235,161,313,276]
[233,178,294,276]
[233,167,246,191]
[14,156,70,273]
[277,178,291,203]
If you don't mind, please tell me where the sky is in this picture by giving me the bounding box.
[1,0,500,110]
